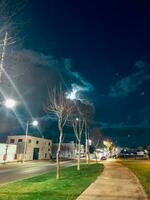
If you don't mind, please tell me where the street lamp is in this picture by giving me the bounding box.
[23,120,39,162]
[0,98,17,164]
[76,117,79,121]
[3,98,17,109]
[88,139,92,146]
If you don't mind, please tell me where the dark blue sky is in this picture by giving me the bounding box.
[1,0,150,144]
[21,0,150,128]
[0,0,149,147]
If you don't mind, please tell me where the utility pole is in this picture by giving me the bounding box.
[23,121,29,162]
[0,32,8,83]
[85,121,90,164]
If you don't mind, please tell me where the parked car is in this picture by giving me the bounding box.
[101,156,107,160]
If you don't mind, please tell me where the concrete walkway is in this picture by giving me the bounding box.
[77,160,148,200]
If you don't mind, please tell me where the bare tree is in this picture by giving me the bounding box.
[82,102,94,164]
[45,86,72,179]
[72,116,85,171]
[69,100,90,170]
[90,127,103,163]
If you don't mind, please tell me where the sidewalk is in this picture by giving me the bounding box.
[77,160,148,200]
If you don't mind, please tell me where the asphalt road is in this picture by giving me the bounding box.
[0,160,75,185]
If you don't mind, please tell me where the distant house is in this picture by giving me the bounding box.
[52,141,84,159]
[7,135,52,161]
[0,143,17,163]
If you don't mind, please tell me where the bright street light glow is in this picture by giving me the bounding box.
[4,98,17,108]
[32,120,38,126]
[88,139,92,145]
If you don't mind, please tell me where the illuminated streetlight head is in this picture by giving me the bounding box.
[88,139,92,145]
[4,98,17,109]
[32,120,38,126]
[76,117,79,121]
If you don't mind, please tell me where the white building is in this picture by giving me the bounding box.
[0,143,17,163]
[7,135,52,161]
[52,141,85,159]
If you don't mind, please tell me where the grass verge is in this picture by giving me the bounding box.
[120,160,150,199]
[0,163,104,200]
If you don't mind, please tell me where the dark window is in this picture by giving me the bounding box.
[48,142,51,145]
[48,149,50,151]
[18,139,23,142]
[10,139,15,143]
[36,140,39,144]
[45,153,47,158]
[28,139,32,143]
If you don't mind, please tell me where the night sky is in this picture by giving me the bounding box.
[25,0,150,127]
[0,0,150,146]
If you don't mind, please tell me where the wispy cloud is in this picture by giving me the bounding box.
[99,121,127,128]
[2,49,94,97]
[99,120,150,128]
[109,61,150,97]
[0,49,94,132]
[63,59,94,95]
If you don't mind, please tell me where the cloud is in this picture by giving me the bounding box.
[109,61,150,97]
[138,118,150,128]
[1,49,93,97]
[62,59,94,94]
[136,106,150,128]
[99,121,127,128]
[0,49,94,132]
[99,120,150,128]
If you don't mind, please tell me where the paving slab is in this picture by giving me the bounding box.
[77,160,148,200]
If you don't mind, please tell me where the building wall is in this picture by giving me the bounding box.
[0,143,17,163]
[7,135,52,161]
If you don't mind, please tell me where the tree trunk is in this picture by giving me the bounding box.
[85,125,89,164]
[94,151,98,163]
[85,138,89,164]
[86,142,90,164]
[77,140,81,171]
[86,152,89,164]
[56,125,63,179]
[87,151,90,163]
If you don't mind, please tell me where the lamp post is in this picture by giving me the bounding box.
[2,98,17,109]
[0,98,17,164]
[23,120,39,162]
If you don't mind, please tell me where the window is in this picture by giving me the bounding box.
[45,153,47,158]
[36,140,39,144]
[28,139,32,143]
[48,149,50,151]
[18,139,23,142]
[48,142,51,145]
[10,139,15,143]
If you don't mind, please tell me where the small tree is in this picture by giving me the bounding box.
[82,103,94,164]
[45,86,72,179]
[72,116,85,171]
[70,100,91,170]
[90,127,103,162]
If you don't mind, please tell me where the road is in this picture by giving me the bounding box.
[0,160,75,185]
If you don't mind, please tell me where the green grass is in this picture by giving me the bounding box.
[120,160,150,199]
[0,164,104,200]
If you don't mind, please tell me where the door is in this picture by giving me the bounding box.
[33,148,39,160]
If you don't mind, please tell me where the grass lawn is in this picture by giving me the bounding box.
[120,160,150,199]
[0,163,103,200]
